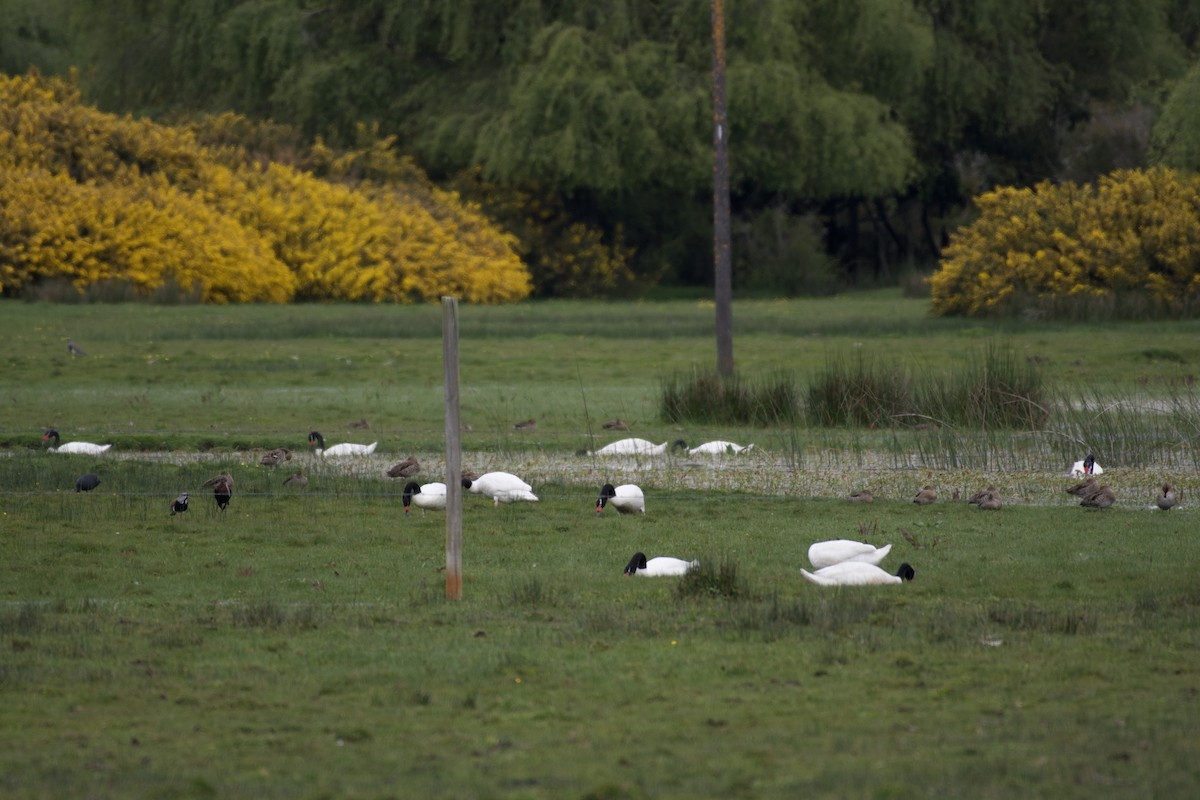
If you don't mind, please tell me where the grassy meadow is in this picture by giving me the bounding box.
[2,293,1200,799]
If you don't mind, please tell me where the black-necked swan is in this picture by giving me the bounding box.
[462,471,538,506]
[43,429,111,455]
[387,456,421,478]
[807,540,892,570]
[912,485,937,505]
[402,481,447,514]
[596,483,645,515]
[801,561,915,586]
[623,551,698,576]
[595,438,686,456]
[308,430,377,457]
[687,440,754,456]
[1157,483,1178,511]
[1070,453,1103,477]
[170,492,189,516]
[74,473,101,493]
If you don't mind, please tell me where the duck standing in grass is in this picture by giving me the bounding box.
[801,561,915,587]
[623,551,698,577]
[308,430,377,457]
[43,429,112,455]
[212,478,232,512]
[807,540,892,570]
[402,481,447,515]
[74,473,101,493]
[462,471,538,506]
[1156,483,1178,511]
[596,483,645,515]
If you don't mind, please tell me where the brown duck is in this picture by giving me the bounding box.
[387,456,421,479]
[1156,483,1178,511]
[912,485,937,505]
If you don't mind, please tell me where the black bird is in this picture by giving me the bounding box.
[170,492,189,516]
[213,478,232,512]
[67,338,87,357]
[75,473,101,493]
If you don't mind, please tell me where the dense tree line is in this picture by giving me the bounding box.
[2,0,1199,295]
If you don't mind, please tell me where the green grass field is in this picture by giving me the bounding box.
[2,294,1200,798]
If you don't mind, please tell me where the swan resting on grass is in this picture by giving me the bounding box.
[623,551,698,577]
[1070,453,1103,477]
[308,431,377,457]
[687,440,755,456]
[807,540,892,570]
[43,429,111,455]
[801,561,915,587]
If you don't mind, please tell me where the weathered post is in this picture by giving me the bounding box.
[712,0,734,376]
[442,296,463,599]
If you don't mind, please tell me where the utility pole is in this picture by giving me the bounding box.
[712,0,734,376]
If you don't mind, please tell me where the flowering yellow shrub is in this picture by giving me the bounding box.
[931,168,1200,316]
[0,72,531,303]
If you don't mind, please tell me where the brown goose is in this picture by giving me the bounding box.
[1066,477,1098,497]
[601,418,629,431]
[283,471,308,488]
[975,489,1003,511]
[260,448,292,467]
[1080,484,1116,508]
[848,489,874,503]
[1156,483,1178,511]
[514,419,537,431]
[213,478,232,512]
[387,456,421,479]
[201,471,234,491]
[912,485,937,505]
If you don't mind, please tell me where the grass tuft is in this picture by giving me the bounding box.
[660,369,799,426]
[675,557,748,601]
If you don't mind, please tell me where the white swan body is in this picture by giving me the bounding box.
[596,483,645,515]
[463,471,538,505]
[308,431,376,457]
[801,561,915,587]
[624,551,697,577]
[807,540,893,570]
[687,440,754,456]
[43,429,111,455]
[595,438,684,456]
[1070,454,1103,477]
[402,481,446,514]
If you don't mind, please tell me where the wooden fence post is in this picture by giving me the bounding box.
[442,296,463,599]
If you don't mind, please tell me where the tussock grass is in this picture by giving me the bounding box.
[660,369,799,425]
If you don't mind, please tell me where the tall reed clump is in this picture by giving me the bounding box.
[660,369,798,426]
[917,340,1049,428]
[808,342,1048,430]
[806,352,913,427]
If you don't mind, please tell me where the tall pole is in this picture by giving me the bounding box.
[712,0,734,376]
[441,296,463,599]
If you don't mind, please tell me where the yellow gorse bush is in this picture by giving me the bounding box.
[0,72,531,303]
[930,167,1200,316]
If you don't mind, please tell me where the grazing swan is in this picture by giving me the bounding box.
[912,485,937,505]
[308,431,377,457]
[1156,483,1178,511]
[42,429,111,455]
[402,481,447,514]
[595,438,686,456]
[807,540,893,570]
[74,473,101,493]
[259,448,292,466]
[801,561,916,587]
[596,483,645,515]
[623,551,698,577]
[687,440,754,456]
[1070,453,1104,477]
[386,456,421,478]
[462,471,538,506]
